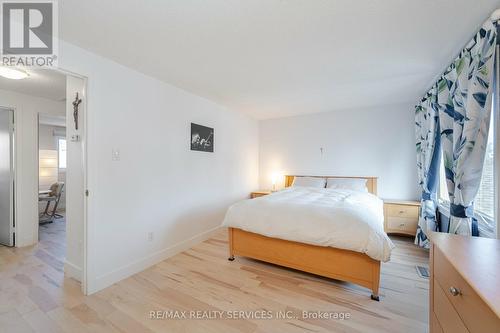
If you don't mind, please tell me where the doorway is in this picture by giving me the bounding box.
[0,67,87,292]
[38,113,67,262]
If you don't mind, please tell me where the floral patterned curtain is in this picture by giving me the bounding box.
[414,86,441,248]
[436,20,497,236]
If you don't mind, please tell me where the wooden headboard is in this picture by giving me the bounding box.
[284,175,378,195]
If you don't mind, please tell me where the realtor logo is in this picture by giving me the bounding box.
[1,0,58,66]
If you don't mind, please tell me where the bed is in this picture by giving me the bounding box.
[222,175,394,301]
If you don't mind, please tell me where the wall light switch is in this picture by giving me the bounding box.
[112,148,120,161]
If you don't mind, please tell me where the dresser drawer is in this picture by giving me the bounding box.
[434,247,500,332]
[431,311,444,333]
[433,278,469,333]
[386,204,419,218]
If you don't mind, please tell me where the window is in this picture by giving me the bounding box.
[58,138,67,169]
[438,149,449,204]
[475,117,495,220]
[438,105,495,237]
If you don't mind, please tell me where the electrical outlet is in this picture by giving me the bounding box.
[147,232,154,242]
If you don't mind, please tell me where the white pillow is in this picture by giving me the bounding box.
[291,176,326,188]
[326,178,368,192]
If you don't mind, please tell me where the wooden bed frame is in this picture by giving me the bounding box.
[228,175,381,301]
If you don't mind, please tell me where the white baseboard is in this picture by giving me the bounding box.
[88,226,222,294]
[64,260,82,282]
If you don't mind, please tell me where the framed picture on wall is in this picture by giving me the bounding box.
[190,123,214,152]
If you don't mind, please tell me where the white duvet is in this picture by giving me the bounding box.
[222,187,395,262]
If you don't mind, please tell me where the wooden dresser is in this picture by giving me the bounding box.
[383,200,420,236]
[429,232,500,333]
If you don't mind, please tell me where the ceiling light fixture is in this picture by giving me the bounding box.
[0,67,29,80]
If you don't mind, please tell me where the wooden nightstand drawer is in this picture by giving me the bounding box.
[386,204,419,218]
[383,200,420,236]
[386,217,418,234]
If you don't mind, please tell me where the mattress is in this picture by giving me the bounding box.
[222,187,395,262]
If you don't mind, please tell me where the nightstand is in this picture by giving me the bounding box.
[250,190,272,199]
[383,200,421,236]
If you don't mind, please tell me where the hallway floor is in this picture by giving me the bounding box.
[38,216,66,263]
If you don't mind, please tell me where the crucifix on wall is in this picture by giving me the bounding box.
[72,92,82,130]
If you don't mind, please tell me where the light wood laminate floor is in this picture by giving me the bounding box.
[0,227,429,333]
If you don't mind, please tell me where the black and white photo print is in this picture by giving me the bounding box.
[190,123,214,152]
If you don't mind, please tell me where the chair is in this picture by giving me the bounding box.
[39,182,65,223]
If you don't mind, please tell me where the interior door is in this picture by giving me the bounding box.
[0,108,14,246]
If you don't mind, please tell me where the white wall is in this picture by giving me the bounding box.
[0,89,65,246]
[57,41,259,293]
[259,103,419,200]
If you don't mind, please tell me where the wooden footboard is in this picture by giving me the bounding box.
[228,227,381,300]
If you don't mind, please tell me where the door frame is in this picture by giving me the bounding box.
[30,67,89,294]
[51,67,89,294]
[60,68,89,294]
